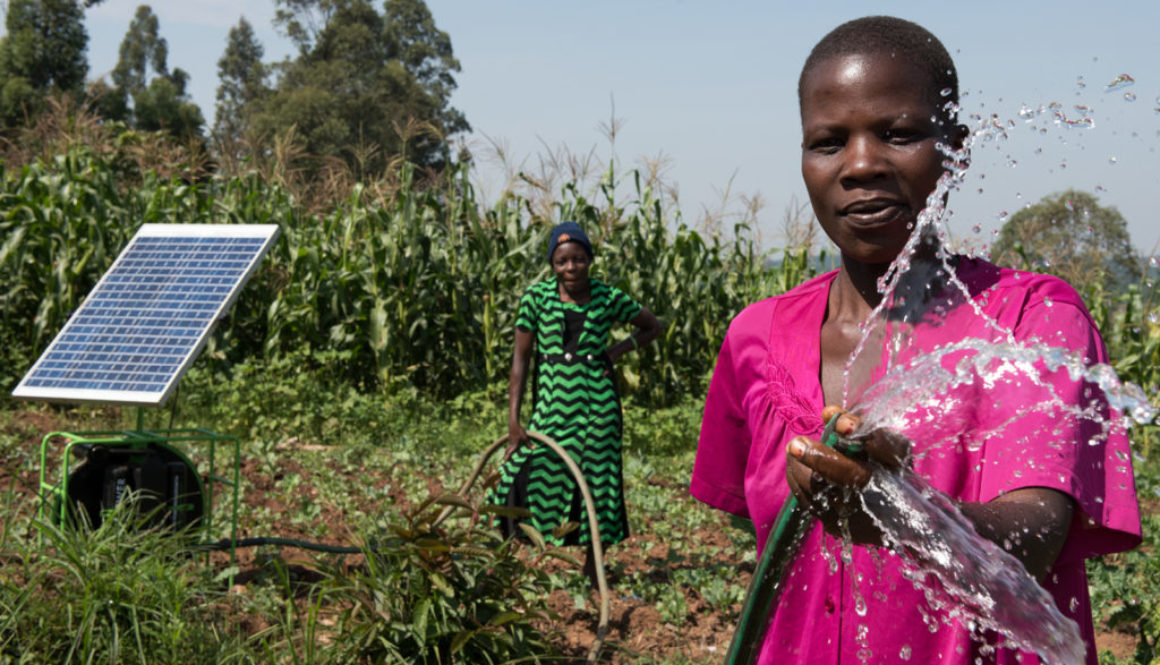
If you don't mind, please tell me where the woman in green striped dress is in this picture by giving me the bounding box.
[496,221,661,581]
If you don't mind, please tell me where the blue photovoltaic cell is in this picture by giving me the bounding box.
[13,226,277,405]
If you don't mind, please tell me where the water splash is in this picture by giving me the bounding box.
[825,102,1154,662]
[861,468,1086,665]
[854,338,1156,440]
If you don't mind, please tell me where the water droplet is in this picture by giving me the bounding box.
[1105,73,1135,90]
[1044,297,1054,307]
[940,87,953,97]
[1147,311,1160,324]
[1065,199,1075,211]
[972,224,982,234]
[900,645,913,660]
[1109,156,1118,165]
[1069,597,1080,612]
[1124,92,1137,102]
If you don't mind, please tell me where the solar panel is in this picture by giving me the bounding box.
[12,224,280,406]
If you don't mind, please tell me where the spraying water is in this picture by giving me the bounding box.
[830,99,1156,663]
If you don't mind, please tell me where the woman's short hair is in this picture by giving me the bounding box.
[798,16,958,115]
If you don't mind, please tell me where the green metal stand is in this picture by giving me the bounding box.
[37,426,242,572]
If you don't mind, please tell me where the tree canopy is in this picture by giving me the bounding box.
[239,0,468,174]
[98,5,204,139]
[213,17,268,152]
[0,0,88,127]
[989,189,1141,295]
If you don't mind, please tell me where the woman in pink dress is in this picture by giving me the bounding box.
[690,16,1140,665]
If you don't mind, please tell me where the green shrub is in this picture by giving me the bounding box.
[317,497,564,664]
[0,496,250,665]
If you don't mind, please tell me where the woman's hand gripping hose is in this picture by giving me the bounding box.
[725,408,899,665]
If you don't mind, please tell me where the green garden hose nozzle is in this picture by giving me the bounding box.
[823,414,865,458]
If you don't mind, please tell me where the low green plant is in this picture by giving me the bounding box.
[0,495,251,665]
[319,495,564,664]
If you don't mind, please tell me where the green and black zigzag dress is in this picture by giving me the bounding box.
[494,278,642,547]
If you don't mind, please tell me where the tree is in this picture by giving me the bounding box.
[212,17,267,150]
[99,5,204,139]
[989,189,1141,295]
[0,0,88,127]
[382,0,468,145]
[133,69,203,137]
[254,0,469,174]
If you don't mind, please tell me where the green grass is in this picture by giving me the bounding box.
[0,493,251,664]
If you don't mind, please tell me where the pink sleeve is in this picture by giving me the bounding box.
[690,328,752,517]
[978,297,1141,562]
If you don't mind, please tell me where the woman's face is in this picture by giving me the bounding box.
[800,53,951,266]
[551,241,591,288]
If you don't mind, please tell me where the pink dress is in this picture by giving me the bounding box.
[691,258,1140,665]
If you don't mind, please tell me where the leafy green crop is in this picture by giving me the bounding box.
[1,146,813,407]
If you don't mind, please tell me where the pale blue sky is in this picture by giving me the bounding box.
[77,1,1160,253]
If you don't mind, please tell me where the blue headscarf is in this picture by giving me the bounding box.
[546,221,594,262]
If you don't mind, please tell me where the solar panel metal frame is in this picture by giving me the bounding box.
[12,224,280,407]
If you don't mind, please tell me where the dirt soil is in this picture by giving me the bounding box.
[0,409,1136,664]
[223,445,741,663]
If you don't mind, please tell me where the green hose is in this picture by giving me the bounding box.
[724,414,863,665]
